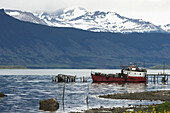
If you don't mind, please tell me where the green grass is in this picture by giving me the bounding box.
[143,101,170,113]
[156,101,170,112]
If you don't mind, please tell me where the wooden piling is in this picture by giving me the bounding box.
[146,73,170,84]
[54,76,57,82]
[151,75,152,82]
[86,86,89,109]
[52,76,54,82]
[66,76,68,83]
[58,74,61,82]
[162,77,165,83]
[62,84,65,111]
[53,74,77,83]
[80,77,82,82]
[157,74,159,84]
[83,76,85,82]
[73,76,76,82]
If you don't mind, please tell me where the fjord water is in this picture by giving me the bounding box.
[0,69,169,113]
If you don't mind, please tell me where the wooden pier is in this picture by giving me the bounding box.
[52,74,88,83]
[146,73,169,83]
[52,74,76,83]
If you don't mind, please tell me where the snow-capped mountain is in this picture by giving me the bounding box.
[5,9,46,25]
[37,7,165,33]
[5,7,168,33]
[160,24,170,33]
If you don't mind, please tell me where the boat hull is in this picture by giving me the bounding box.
[91,74,147,83]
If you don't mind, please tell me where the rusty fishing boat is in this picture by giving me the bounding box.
[91,65,147,83]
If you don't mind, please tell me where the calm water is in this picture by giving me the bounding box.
[0,69,169,113]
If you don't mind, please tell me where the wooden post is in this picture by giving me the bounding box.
[151,75,152,82]
[74,75,76,82]
[55,76,57,82]
[157,74,159,84]
[69,76,70,82]
[70,77,72,82]
[61,75,63,82]
[62,75,64,82]
[167,76,169,84]
[86,86,89,109]
[52,76,53,82]
[53,74,77,83]
[153,75,156,83]
[80,77,82,82]
[58,75,61,82]
[162,76,166,84]
[83,76,87,82]
[62,84,65,111]
[66,76,68,83]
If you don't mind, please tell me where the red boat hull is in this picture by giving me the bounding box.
[91,74,147,83]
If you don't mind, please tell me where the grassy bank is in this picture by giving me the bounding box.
[0,65,27,69]
[143,101,170,113]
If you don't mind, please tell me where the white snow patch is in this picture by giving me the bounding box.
[6,12,20,16]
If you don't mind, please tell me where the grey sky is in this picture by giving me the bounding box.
[0,0,170,25]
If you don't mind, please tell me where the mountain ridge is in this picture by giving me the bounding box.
[4,7,169,33]
[1,8,170,68]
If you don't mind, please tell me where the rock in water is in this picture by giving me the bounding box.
[0,92,7,97]
[39,98,59,111]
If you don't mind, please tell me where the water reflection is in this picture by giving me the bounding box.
[126,83,147,93]
[91,82,147,94]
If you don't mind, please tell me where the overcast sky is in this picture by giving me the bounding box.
[0,0,170,25]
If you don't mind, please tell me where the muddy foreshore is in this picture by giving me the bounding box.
[99,90,170,101]
[71,90,170,113]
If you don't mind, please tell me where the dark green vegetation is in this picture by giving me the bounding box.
[154,101,170,113]
[1,9,170,68]
[145,101,170,113]
[0,65,27,69]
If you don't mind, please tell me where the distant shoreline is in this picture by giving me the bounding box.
[0,65,27,69]
[1,65,170,69]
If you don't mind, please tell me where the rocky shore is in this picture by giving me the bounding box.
[75,102,170,113]
[39,98,59,111]
[0,92,7,97]
[99,90,170,101]
[71,90,170,113]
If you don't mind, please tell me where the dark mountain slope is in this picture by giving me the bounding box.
[0,9,170,68]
